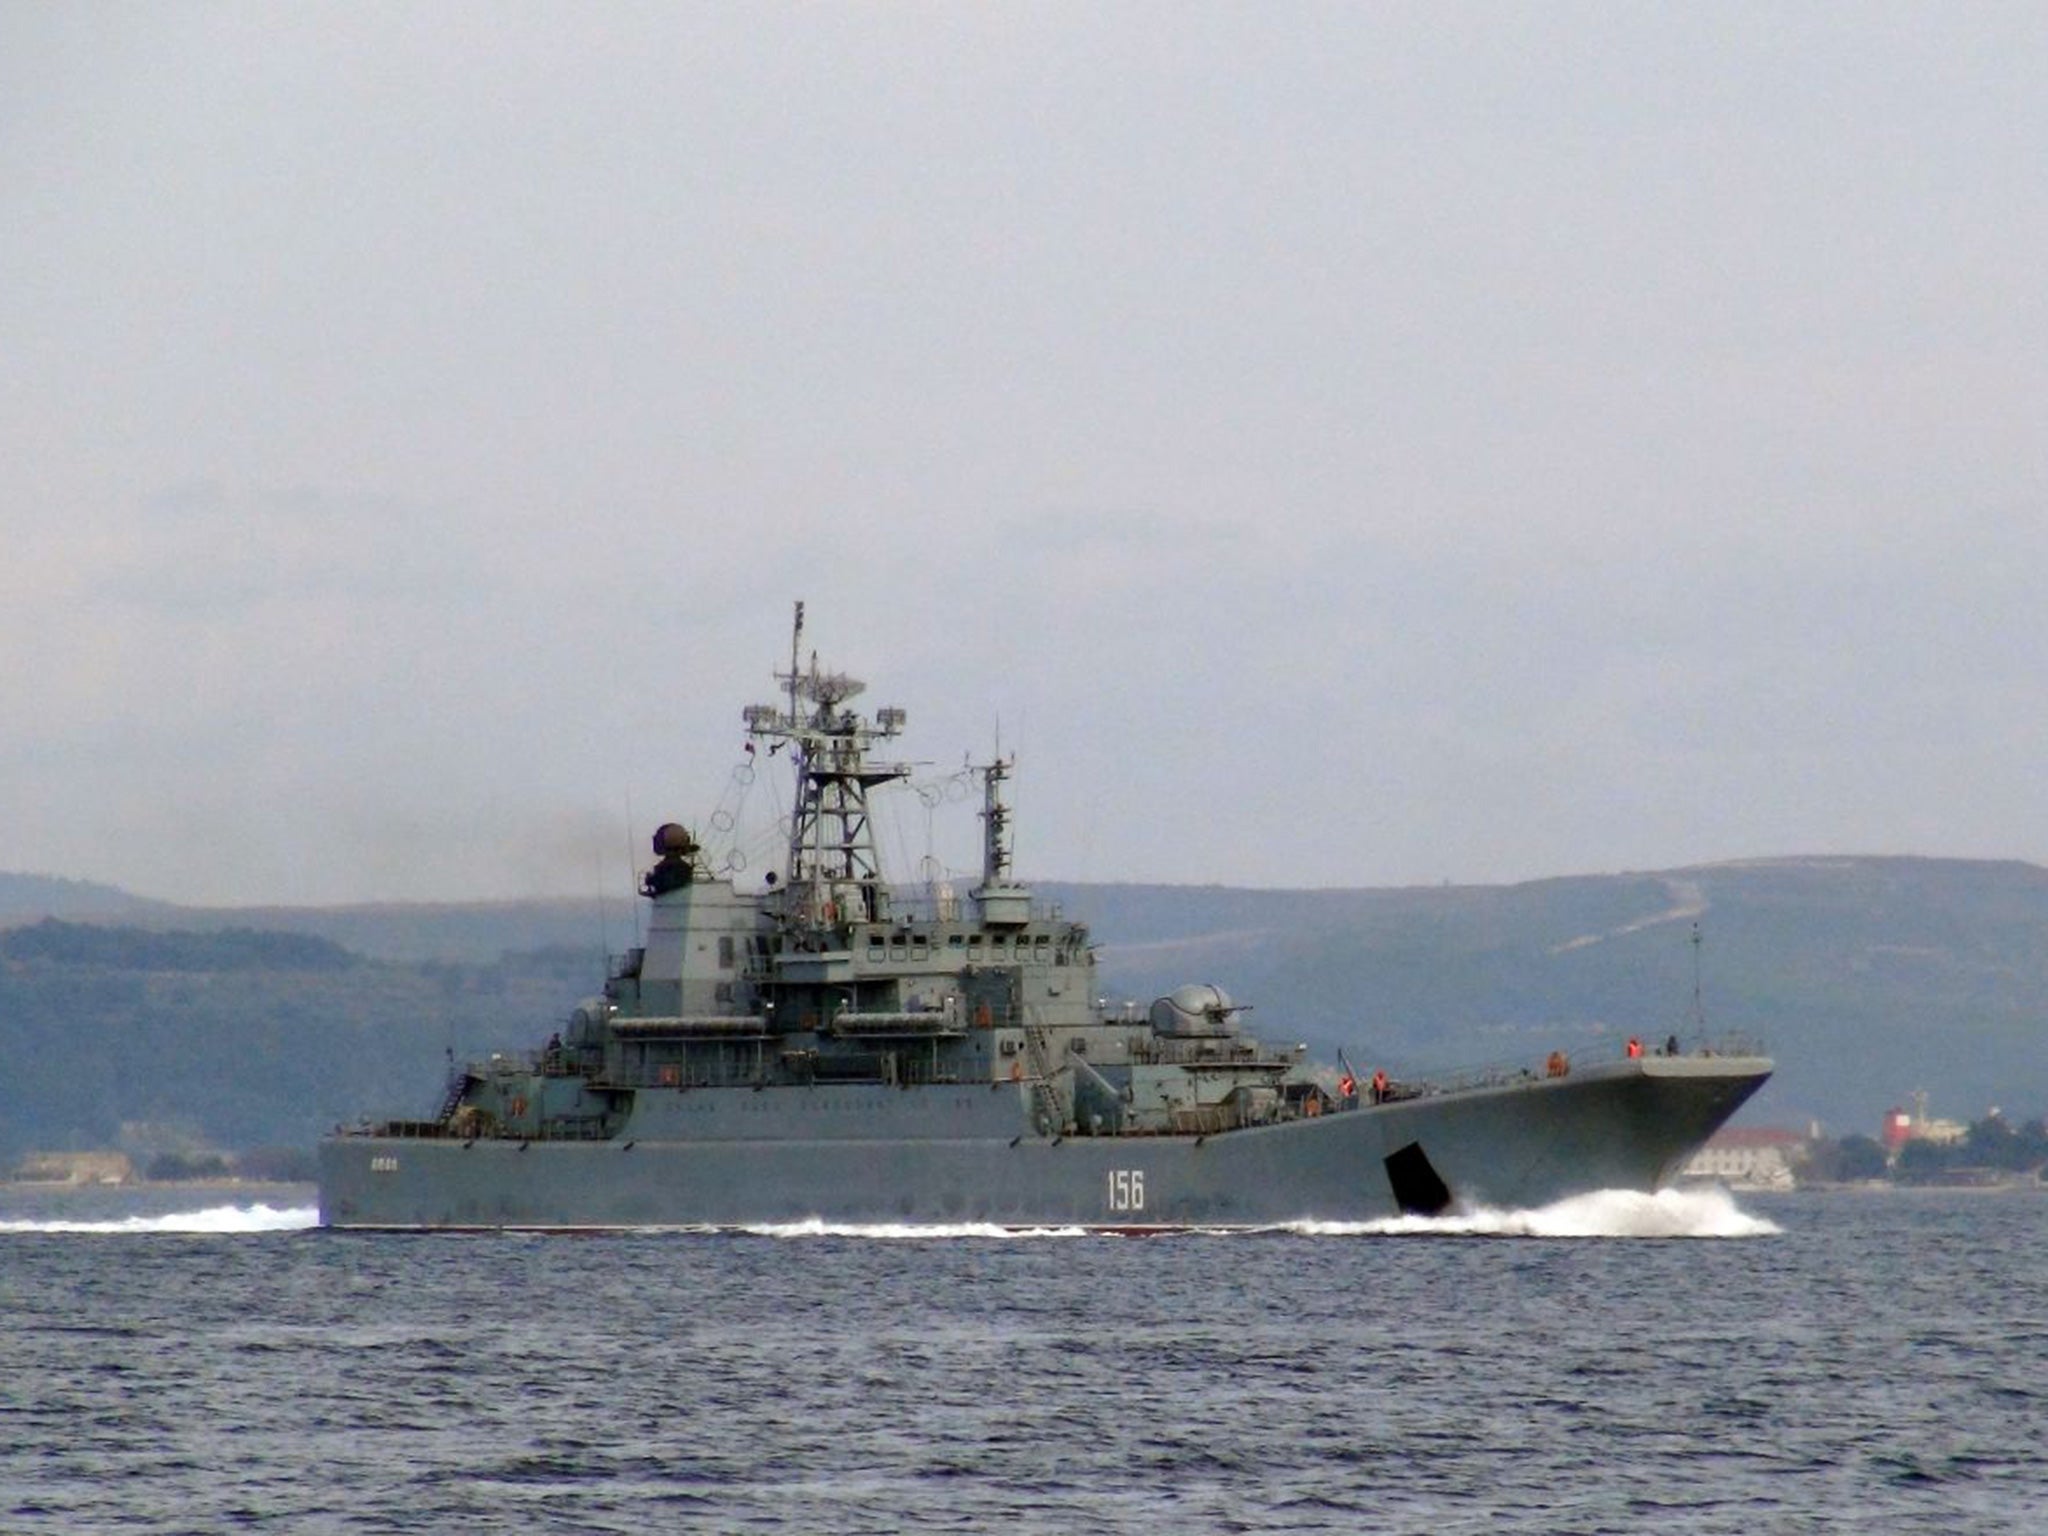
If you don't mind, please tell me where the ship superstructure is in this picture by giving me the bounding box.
[320,607,1771,1230]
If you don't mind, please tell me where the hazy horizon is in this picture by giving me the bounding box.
[7,5,2044,906]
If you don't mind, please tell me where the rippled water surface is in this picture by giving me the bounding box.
[3,1186,2043,1533]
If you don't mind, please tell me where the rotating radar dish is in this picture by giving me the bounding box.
[797,670,864,706]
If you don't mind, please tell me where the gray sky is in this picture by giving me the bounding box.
[5,4,2044,906]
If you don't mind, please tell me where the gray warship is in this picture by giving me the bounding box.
[320,606,1771,1230]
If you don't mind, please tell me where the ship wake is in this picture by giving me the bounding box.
[677,1187,1776,1240]
[696,1218,1096,1240]
[3,1190,1772,1239]
[1282,1185,1778,1239]
[0,1202,319,1235]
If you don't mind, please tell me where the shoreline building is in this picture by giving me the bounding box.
[1681,1127,1807,1190]
[1882,1090,1968,1157]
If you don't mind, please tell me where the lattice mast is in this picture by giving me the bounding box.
[741,601,908,929]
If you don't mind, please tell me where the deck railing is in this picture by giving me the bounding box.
[1370,1031,1771,1103]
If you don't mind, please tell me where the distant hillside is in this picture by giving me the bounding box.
[161,898,621,964]
[0,872,167,923]
[2,856,2044,1152]
[1060,858,2048,1139]
[1,917,354,973]
[0,919,602,1160]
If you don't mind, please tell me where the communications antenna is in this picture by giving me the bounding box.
[1689,921,1707,1033]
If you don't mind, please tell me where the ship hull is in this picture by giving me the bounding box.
[319,1054,1769,1230]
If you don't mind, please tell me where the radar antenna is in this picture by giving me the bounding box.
[742,602,909,932]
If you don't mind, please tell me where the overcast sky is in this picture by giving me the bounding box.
[4,4,2044,906]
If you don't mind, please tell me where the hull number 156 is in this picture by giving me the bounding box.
[1107,1169,1145,1212]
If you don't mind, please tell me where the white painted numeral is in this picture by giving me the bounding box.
[370,1155,399,1174]
[1107,1169,1145,1212]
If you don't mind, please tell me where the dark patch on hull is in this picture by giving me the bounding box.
[1384,1140,1453,1216]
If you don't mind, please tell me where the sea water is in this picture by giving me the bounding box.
[1,1185,2041,1533]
